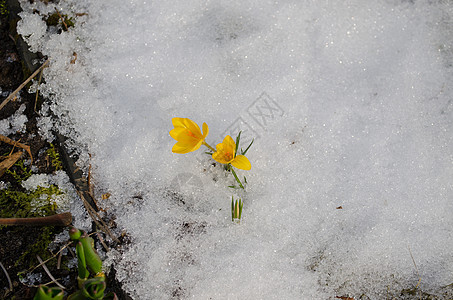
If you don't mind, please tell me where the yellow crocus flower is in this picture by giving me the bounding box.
[170,117,209,154]
[212,135,251,170]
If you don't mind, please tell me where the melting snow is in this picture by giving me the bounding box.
[16,0,453,298]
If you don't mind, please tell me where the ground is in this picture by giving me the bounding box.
[0,2,130,299]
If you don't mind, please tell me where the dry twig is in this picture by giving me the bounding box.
[0,59,50,111]
[96,231,110,252]
[0,134,33,162]
[29,240,73,273]
[78,191,120,244]
[0,151,23,178]
[34,64,45,112]
[36,255,65,290]
[0,260,12,294]
[57,251,62,270]
[408,246,422,300]
[54,8,69,31]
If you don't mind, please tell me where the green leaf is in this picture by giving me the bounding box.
[33,285,64,300]
[79,234,102,275]
[234,131,242,158]
[238,199,243,219]
[231,196,234,221]
[230,168,245,189]
[81,277,106,299]
[76,242,89,283]
[241,138,254,155]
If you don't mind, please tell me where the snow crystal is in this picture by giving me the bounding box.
[16,12,47,53]
[0,104,27,135]
[17,0,453,299]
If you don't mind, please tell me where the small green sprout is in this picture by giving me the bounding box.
[67,277,106,300]
[231,196,243,223]
[75,241,90,285]
[69,227,103,288]
[33,285,64,300]
[78,233,103,275]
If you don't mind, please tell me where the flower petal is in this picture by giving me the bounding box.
[231,155,251,170]
[223,135,235,155]
[212,146,230,164]
[172,140,203,154]
[172,142,193,154]
[169,127,187,140]
[202,122,209,139]
[176,133,200,144]
[170,118,208,153]
[212,135,237,164]
[172,117,186,128]
[183,118,203,138]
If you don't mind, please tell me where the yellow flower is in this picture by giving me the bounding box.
[170,117,209,154]
[212,135,251,170]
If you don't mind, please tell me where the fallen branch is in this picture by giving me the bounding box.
[0,59,50,112]
[0,134,33,163]
[0,212,72,226]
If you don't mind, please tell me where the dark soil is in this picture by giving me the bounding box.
[0,2,131,300]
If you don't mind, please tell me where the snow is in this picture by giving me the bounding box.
[16,0,453,299]
[22,171,90,228]
[0,104,27,135]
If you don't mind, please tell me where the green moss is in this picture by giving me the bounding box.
[45,12,75,30]
[1,155,64,222]
[5,158,32,184]
[0,0,8,16]
[0,184,63,220]
[47,143,63,171]
[0,177,66,268]
[15,226,57,268]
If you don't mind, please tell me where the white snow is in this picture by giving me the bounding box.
[0,104,27,135]
[16,0,453,299]
[22,171,90,228]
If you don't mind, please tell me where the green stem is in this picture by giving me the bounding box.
[202,141,216,152]
[230,167,245,189]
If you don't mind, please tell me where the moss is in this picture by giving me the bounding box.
[1,156,64,220]
[0,184,63,219]
[45,12,74,30]
[0,171,66,268]
[0,0,8,16]
[46,143,63,171]
[5,158,32,184]
[15,226,58,268]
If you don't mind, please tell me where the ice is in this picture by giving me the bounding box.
[16,0,453,299]
[0,104,27,135]
[16,12,47,53]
